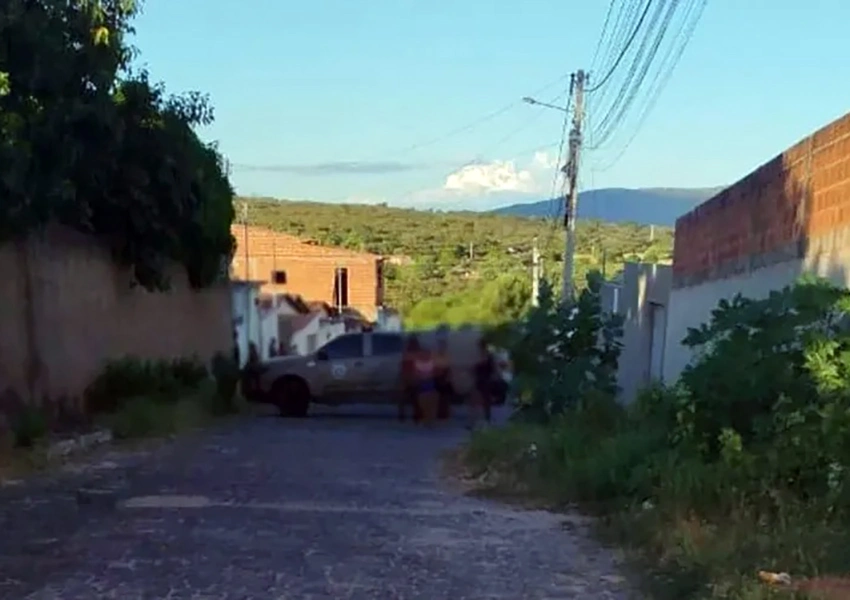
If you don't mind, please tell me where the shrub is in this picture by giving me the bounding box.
[674,277,850,506]
[509,272,623,422]
[11,405,48,448]
[108,396,162,439]
[209,351,240,415]
[85,356,208,414]
[467,275,850,598]
[107,394,210,440]
[170,356,209,389]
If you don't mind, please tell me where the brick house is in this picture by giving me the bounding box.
[229,225,386,322]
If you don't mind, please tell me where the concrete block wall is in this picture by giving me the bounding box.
[664,111,850,382]
[0,225,231,405]
[602,263,672,404]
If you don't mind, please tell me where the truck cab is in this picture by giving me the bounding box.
[246,329,506,417]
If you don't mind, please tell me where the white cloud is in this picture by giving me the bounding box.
[385,150,561,211]
[443,160,538,195]
[532,150,559,170]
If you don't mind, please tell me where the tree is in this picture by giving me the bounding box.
[0,0,234,290]
[241,197,673,323]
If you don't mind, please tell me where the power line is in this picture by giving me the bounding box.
[594,0,679,147]
[589,0,619,73]
[591,0,672,144]
[353,85,572,212]
[587,0,655,94]
[382,74,569,157]
[390,139,563,207]
[591,0,643,99]
[540,92,573,253]
[230,74,574,173]
[592,0,707,171]
[589,0,701,150]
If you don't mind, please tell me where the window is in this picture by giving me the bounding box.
[333,267,349,308]
[272,270,287,284]
[371,333,403,356]
[376,261,384,305]
[319,334,363,360]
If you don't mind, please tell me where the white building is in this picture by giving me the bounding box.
[230,280,263,367]
[375,307,403,332]
[286,312,347,355]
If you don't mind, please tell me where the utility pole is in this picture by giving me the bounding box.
[601,247,608,279]
[522,69,586,302]
[531,236,541,307]
[562,69,587,302]
[468,241,475,261]
[242,201,251,351]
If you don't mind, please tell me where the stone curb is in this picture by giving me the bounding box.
[45,429,114,460]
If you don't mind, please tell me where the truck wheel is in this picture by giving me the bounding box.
[272,377,310,418]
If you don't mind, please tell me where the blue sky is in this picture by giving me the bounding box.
[132,0,850,210]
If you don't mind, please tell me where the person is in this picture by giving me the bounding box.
[400,337,422,423]
[469,339,495,429]
[268,337,278,358]
[232,329,241,366]
[241,342,262,401]
[411,338,439,427]
[434,337,453,420]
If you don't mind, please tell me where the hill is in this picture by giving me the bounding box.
[240,197,674,324]
[491,186,724,225]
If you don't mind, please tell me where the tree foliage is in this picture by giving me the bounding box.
[507,271,624,422]
[0,0,234,290]
[242,197,672,322]
[466,278,850,598]
[673,276,850,494]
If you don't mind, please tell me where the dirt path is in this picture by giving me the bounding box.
[0,407,635,599]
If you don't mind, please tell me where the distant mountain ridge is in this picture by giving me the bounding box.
[491,186,725,226]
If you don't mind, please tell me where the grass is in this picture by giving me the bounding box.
[460,417,850,600]
[0,380,246,482]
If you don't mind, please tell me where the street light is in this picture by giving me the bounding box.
[522,96,569,113]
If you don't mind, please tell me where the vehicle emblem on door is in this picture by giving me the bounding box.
[331,363,347,379]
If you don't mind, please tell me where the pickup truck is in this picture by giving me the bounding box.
[243,329,509,417]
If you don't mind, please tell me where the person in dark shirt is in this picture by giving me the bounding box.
[434,338,453,420]
[241,342,262,401]
[469,339,495,429]
[232,329,241,366]
[400,336,423,423]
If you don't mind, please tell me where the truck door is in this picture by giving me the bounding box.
[363,332,405,402]
[315,333,369,399]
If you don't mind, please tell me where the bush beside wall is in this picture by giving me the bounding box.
[465,275,850,599]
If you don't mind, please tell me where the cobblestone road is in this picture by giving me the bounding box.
[0,407,635,599]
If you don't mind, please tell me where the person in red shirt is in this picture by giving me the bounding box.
[411,343,439,427]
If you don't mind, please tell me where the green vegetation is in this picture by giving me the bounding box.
[464,276,850,599]
[86,355,243,439]
[243,197,673,326]
[0,0,234,290]
[1,354,242,473]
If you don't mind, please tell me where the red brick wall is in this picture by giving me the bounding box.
[673,111,850,287]
[230,225,382,320]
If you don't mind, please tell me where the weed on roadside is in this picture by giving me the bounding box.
[462,276,850,599]
[1,354,244,481]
